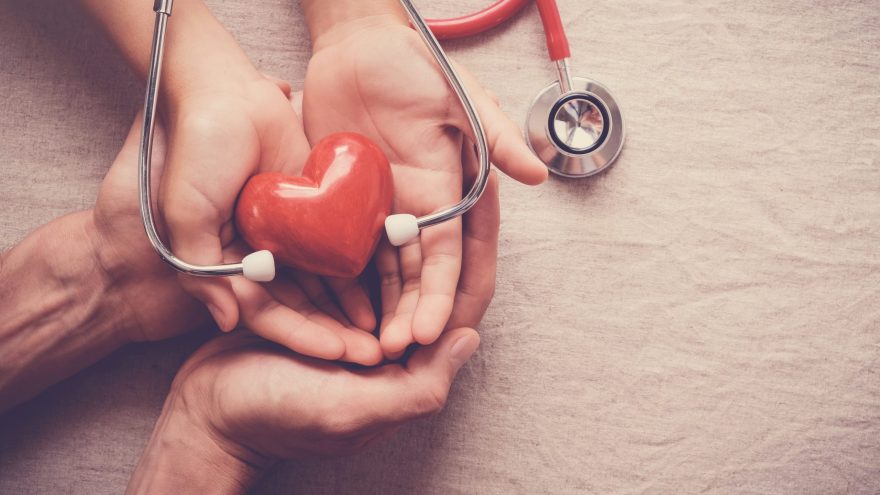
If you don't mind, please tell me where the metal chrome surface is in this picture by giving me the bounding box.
[526,76,625,178]
[139,0,245,277]
[139,0,491,277]
[555,58,573,94]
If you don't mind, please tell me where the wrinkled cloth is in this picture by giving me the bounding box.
[1,0,878,493]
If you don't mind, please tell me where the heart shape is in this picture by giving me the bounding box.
[235,132,393,278]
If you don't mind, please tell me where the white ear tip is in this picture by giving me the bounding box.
[385,214,420,247]
[242,250,275,282]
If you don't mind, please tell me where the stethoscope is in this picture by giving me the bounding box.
[139,0,624,282]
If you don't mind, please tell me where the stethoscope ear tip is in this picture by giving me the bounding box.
[242,250,276,282]
[386,214,420,246]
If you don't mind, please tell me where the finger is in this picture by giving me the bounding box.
[290,91,304,120]
[262,73,292,99]
[335,325,383,366]
[160,116,265,331]
[301,311,381,366]
[411,217,462,345]
[101,112,169,237]
[161,188,238,332]
[356,327,480,424]
[447,169,500,330]
[293,270,352,326]
[232,276,346,361]
[324,276,377,331]
[264,109,312,176]
[380,240,422,357]
[451,64,548,186]
[269,279,382,366]
[375,241,402,327]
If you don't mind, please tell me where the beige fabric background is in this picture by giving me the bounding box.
[1,0,879,493]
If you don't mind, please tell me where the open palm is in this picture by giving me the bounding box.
[303,23,547,357]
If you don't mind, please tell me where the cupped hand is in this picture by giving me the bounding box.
[303,19,547,357]
[128,327,480,491]
[160,74,306,331]
[92,110,382,365]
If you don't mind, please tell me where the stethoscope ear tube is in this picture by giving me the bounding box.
[386,0,492,246]
[138,0,275,282]
[139,0,491,275]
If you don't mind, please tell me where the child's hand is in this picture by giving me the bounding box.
[93,109,382,366]
[79,0,379,357]
[159,74,304,330]
[302,15,547,358]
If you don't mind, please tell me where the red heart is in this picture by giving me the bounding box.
[235,132,393,278]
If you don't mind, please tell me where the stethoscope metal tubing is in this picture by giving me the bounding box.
[555,59,573,94]
[139,0,245,277]
[399,0,491,230]
[138,0,491,277]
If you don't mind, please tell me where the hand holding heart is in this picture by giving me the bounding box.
[152,74,383,365]
[153,16,548,365]
[236,133,393,279]
[304,20,548,359]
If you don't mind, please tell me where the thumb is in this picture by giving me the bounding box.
[401,327,481,416]
[451,63,548,186]
[261,73,292,99]
[408,326,480,378]
[349,328,479,428]
[160,136,242,332]
[162,190,240,332]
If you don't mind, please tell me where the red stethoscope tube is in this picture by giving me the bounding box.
[426,0,571,61]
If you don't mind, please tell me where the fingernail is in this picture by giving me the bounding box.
[207,304,228,332]
[449,334,480,372]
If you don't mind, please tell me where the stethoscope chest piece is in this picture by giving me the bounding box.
[526,76,625,178]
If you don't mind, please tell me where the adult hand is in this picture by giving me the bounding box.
[302,9,547,357]
[126,327,481,493]
[93,113,382,365]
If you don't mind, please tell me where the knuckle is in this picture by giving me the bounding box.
[460,275,496,304]
[483,276,497,300]
[414,383,449,416]
[481,282,496,304]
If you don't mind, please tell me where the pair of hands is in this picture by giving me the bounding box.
[153,14,546,363]
[98,99,494,491]
[90,13,545,488]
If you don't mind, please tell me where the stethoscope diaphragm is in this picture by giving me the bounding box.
[526,76,625,178]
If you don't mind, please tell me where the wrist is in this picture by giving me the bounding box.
[79,0,262,116]
[0,211,130,409]
[40,212,129,346]
[128,390,267,494]
[150,0,264,117]
[302,0,408,52]
[49,212,132,348]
